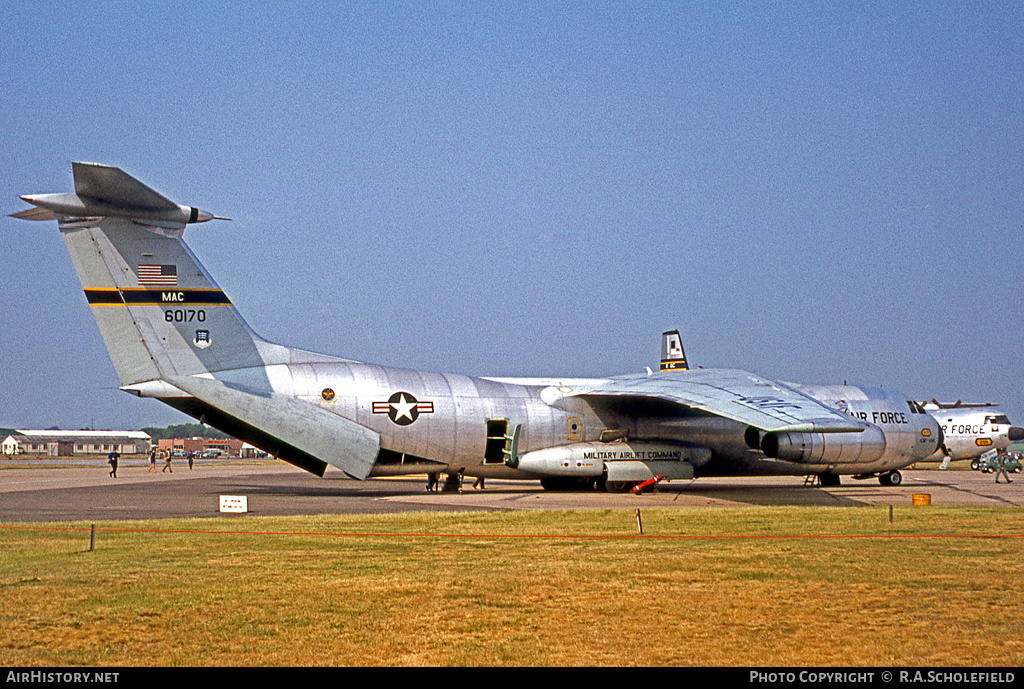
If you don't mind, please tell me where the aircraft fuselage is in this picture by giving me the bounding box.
[153,360,940,481]
[924,406,1019,462]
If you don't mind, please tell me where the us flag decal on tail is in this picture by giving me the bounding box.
[138,264,177,286]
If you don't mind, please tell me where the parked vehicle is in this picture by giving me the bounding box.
[978,452,1022,474]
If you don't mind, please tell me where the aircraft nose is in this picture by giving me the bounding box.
[1008,427,1024,442]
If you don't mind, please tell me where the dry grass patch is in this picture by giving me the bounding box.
[1,506,1022,666]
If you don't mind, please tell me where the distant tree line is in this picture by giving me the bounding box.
[141,423,231,440]
[0,424,231,441]
[1,426,57,434]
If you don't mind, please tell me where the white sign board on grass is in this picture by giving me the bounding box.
[219,495,248,513]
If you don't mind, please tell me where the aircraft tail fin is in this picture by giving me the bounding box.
[13,162,268,388]
[14,163,378,479]
[659,329,689,371]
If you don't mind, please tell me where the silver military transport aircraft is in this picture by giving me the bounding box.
[922,401,1023,469]
[13,163,944,490]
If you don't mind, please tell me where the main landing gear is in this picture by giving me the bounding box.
[878,470,902,486]
[820,473,841,487]
[817,470,903,487]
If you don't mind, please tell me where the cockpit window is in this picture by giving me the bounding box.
[906,401,926,414]
[986,415,1011,425]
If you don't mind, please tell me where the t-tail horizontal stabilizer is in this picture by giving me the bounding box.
[169,376,380,480]
[12,161,229,230]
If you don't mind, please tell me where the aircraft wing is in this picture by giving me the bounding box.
[543,368,866,434]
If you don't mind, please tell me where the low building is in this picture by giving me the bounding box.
[157,436,245,458]
[2,430,151,457]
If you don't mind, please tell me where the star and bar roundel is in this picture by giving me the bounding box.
[373,392,434,426]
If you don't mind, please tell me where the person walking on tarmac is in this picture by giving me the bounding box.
[162,451,173,473]
[995,451,1013,484]
[148,448,158,473]
[107,450,119,478]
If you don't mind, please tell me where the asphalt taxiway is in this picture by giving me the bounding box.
[1,458,1022,522]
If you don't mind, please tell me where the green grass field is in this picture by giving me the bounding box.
[2,506,1022,667]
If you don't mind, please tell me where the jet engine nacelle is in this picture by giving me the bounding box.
[514,441,703,477]
[759,425,887,465]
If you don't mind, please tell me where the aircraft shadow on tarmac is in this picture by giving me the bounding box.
[640,482,868,507]
[215,474,871,508]
[215,480,409,501]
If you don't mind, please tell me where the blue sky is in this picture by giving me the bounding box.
[2,1,1022,430]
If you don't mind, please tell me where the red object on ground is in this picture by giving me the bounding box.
[633,475,664,494]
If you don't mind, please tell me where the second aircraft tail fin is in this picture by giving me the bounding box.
[659,329,689,371]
